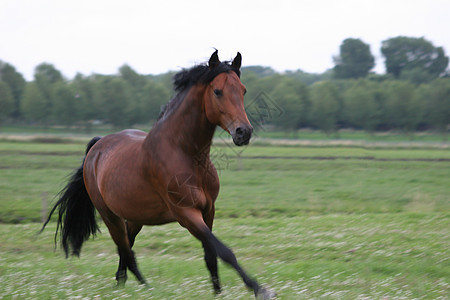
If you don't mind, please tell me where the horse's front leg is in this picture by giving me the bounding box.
[176,207,275,299]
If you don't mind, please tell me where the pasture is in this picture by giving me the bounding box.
[0,136,449,299]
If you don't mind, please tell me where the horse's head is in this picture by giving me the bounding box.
[204,51,253,146]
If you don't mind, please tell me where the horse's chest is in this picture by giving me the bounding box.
[166,172,207,209]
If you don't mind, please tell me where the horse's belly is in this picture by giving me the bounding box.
[102,179,175,225]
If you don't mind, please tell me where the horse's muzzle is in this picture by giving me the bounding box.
[232,124,253,146]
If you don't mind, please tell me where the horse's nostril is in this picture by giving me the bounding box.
[235,127,243,135]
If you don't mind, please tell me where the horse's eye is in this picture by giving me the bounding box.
[244,88,247,95]
[214,89,223,97]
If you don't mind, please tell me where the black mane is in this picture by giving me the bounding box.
[157,61,240,121]
[173,61,240,92]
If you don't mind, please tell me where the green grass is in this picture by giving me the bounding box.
[0,141,83,223]
[215,143,450,159]
[1,215,448,299]
[253,129,447,142]
[1,140,449,222]
[0,136,449,298]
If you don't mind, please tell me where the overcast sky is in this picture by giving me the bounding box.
[1,0,449,80]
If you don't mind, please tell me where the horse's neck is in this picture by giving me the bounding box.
[147,86,216,158]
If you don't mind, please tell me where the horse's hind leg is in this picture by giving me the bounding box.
[202,209,221,294]
[101,212,147,286]
[116,221,143,285]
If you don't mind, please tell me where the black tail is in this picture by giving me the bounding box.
[41,136,102,257]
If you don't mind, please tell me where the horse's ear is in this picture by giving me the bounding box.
[209,50,220,69]
[232,52,242,70]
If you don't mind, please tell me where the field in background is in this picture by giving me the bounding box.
[1,125,448,141]
[0,132,449,299]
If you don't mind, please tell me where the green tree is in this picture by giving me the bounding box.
[381,36,449,81]
[34,63,64,84]
[427,78,450,140]
[333,38,375,79]
[242,72,285,104]
[52,82,78,126]
[241,71,263,105]
[0,82,14,123]
[73,73,97,130]
[411,83,433,130]
[310,81,342,135]
[343,79,381,132]
[399,67,435,85]
[269,77,309,130]
[95,77,131,128]
[285,69,333,85]
[0,61,26,120]
[119,64,146,90]
[385,81,419,136]
[140,81,170,122]
[241,66,276,78]
[119,64,149,124]
[32,63,65,122]
[150,71,176,95]
[241,73,287,131]
[21,83,50,124]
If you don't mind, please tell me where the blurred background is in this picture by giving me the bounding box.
[0,0,449,137]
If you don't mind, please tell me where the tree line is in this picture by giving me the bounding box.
[0,36,449,139]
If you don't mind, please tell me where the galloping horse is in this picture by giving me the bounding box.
[42,51,275,299]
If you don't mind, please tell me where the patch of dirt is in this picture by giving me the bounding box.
[240,156,450,162]
[0,150,83,156]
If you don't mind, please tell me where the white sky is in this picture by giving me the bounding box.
[1,0,449,81]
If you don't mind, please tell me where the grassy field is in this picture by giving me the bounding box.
[0,134,449,299]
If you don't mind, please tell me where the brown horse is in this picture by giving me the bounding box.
[42,51,275,299]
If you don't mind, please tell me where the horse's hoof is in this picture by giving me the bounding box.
[256,286,277,299]
[113,282,125,290]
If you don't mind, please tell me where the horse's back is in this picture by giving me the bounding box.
[85,129,147,171]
